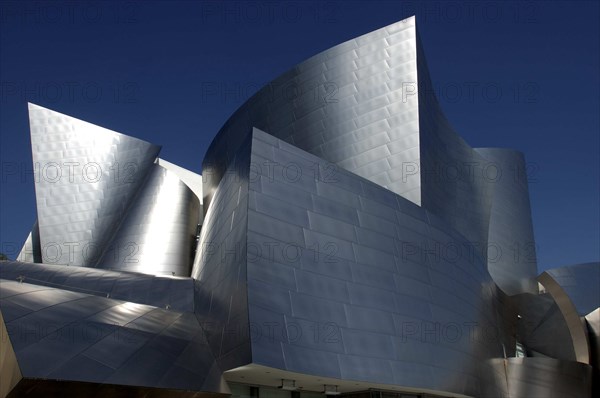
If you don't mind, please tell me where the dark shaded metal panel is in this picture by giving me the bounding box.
[16,221,42,264]
[505,357,592,398]
[482,357,593,398]
[475,148,538,295]
[512,293,578,361]
[480,354,511,397]
[96,163,200,277]
[27,103,161,267]
[6,378,230,398]
[539,272,590,364]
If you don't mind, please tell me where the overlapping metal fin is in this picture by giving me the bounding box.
[23,103,202,276]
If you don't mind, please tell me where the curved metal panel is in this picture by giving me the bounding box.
[196,128,506,397]
[539,272,590,364]
[202,16,422,211]
[504,357,591,398]
[196,18,543,395]
[545,263,600,316]
[192,132,252,371]
[414,34,494,248]
[512,292,578,361]
[543,263,600,393]
[96,163,200,276]
[28,103,160,267]
[200,16,530,263]
[157,158,203,204]
[475,148,538,295]
[9,15,592,398]
[482,357,593,398]
[157,158,204,224]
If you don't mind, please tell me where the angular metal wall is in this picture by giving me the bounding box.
[196,128,508,397]
[22,104,203,278]
[192,15,592,396]
[0,261,195,312]
[5,15,595,398]
[0,278,227,393]
[200,16,539,296]
[28,103,160,267]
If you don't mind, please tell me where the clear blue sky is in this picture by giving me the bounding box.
[1,1,598,271]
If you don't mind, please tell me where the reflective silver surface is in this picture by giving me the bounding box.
[0,261,194,312]
[97,163,200,276]
[20,104,203,277]
[27,103,161,267]
[0,279,228,393]
[194,14,595,398]
[194,127,507,397]
[475,149,539,295]
[200,16,539,296]
[192,133,252,372]
[4,14,597,398]
[202,17,422,211]
[157,158,205,224]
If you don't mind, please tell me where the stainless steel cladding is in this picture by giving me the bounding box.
[19,104,202,277]
[3,14,597,398]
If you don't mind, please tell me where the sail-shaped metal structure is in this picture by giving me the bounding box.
[1,15,597,398]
